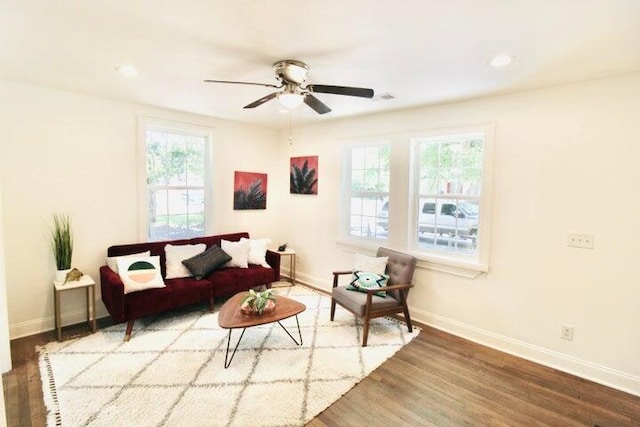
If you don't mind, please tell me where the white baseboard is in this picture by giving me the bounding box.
[410,307,640,397]
[296,271,640,397]
[10,306,108,340]
[11,272,640,397]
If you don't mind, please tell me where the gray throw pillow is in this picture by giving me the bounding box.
[182,245,232,280]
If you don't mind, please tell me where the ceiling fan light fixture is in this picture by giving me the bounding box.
[278,92,304,110]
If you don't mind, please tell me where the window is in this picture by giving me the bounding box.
[139,118,212,241]
[343,143,390,240]
[411,130,489,267]
[339,125,492,274]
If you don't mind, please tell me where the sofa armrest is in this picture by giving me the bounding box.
[99,265,126,323]
[265,250,281,281]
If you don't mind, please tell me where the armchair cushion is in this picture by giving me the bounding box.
[347,270,390,297]
[354,254,388,274]
[332,286,401,316]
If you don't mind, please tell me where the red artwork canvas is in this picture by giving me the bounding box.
[234,171,267,210]
[290,155,318,195]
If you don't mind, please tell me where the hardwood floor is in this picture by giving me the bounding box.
[4,319,640,426]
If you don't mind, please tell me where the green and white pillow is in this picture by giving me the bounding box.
[117,256,166,294]
[347,270,390,298]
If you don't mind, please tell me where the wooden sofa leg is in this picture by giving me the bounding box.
[124,320,134,342]
[330,300,336,321]
[209,297,215,312]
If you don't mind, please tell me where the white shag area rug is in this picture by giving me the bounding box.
[39,285,419,427]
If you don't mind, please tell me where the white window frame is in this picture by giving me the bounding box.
[409,123,494,273]
[137,116,214,242]
[340,141,391,244]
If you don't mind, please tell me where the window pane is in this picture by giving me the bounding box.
[416,197,479,254]
[145,125,209,241]
[349,195,387,239]
[186,137,205,186]
[345,143,389,241]
[351,170,365,190]
[414,133,484,256]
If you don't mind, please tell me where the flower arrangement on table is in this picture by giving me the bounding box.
[240,289,277,315]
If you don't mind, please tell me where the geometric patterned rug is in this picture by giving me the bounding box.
[39,285,420,426]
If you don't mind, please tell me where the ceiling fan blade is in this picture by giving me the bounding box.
[244,92,278,109]
[307,84,374,98]
[204,79,281,89]
[304,93,332,115]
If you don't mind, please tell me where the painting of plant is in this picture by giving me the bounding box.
[234,171,267,210]
[290,155,318,195]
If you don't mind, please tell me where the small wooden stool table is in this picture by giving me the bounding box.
[53,274,97,342]
[218,292,306,368]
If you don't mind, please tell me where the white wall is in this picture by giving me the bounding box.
[0,80,284,338]
[1,73,639,396]
[0,182,11,373]
[277,73,640,395]
[0,181,11,427]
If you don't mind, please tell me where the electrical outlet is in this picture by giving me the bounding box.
[567,233,594,249]
[561,325,574,341]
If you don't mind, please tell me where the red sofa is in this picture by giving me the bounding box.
[100,232,280,341]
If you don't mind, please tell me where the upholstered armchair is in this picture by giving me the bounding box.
[330,247,417,346]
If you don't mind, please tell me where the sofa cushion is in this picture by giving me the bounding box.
[124,277,212,320]
[117,256,166,294]
[221,239,250,268]
[106,251,151,273]
[182,245,232,280]
[165,243,206,279]
[207,265,277,297]
[241,237,272,267]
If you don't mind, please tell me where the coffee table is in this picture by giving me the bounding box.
[218,291,306,368]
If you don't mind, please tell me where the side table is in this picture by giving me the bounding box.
[278,248,297,285]
[53,274,97,342]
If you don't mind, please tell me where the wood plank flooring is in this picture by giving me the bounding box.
[3,318,640,426]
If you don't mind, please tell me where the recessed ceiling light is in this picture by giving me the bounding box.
[489,54,515,68]
[116,64,138,78]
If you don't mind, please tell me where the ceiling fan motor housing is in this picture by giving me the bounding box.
[273,60,309,85]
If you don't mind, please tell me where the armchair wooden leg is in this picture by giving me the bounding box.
[403,304,413,333]
[209,297,215,312]
[124,320,134,342]
[330,300,336,321]
[362,318,370,347]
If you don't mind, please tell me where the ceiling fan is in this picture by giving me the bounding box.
[204,59,374,115]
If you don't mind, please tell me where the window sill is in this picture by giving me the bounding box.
[336,238,486,279]
[412,253,486,279]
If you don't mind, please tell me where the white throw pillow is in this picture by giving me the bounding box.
[165,243,206,279]
[117,256,166,294]
[241,237,272,268]
[354,253,388,275]
[221,239,250,268]
[106,251,151,273]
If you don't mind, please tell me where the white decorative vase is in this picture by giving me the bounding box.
[55,269,72,283]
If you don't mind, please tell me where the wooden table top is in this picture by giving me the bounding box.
[218,292,306,329]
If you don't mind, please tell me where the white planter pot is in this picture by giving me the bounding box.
[55,269,72,283]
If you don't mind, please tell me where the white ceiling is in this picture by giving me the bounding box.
[2,0,640,129]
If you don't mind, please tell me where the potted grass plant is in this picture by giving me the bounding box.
[51,213,73,282]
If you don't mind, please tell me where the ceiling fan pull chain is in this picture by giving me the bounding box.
[288,112,293,146]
